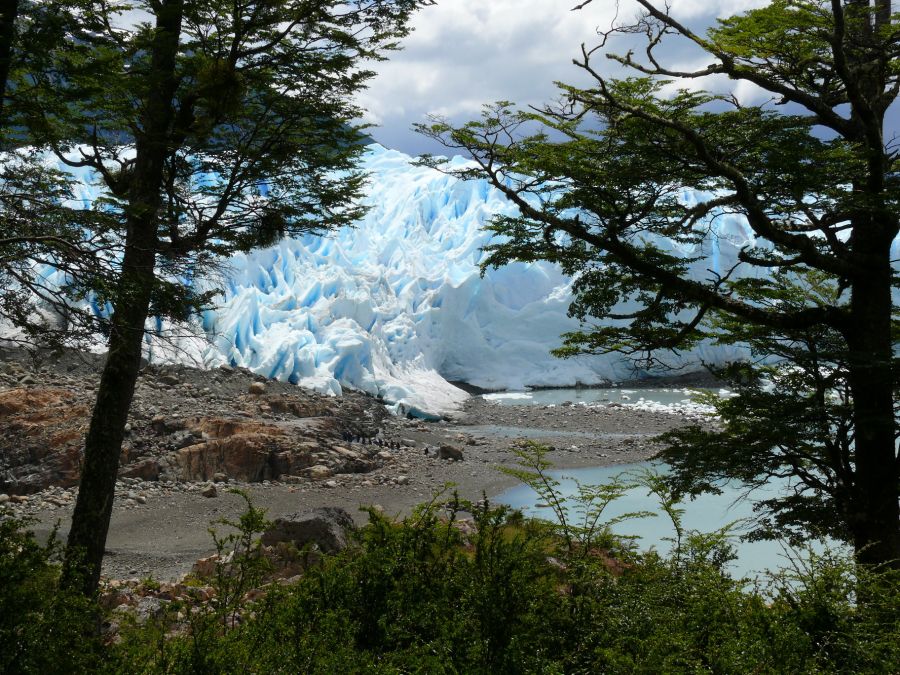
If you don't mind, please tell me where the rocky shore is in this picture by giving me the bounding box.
[1,348,705,580]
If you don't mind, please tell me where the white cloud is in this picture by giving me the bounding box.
[667,0,771,20]
[359,0,773,154]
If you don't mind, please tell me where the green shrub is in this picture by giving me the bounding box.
[0,514,101,674]
[5,458,898,674]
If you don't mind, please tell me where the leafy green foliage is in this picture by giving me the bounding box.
[109,463,900,673]
[0,514,100,674]
[4,469,900,673]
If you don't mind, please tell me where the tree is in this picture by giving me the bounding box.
[1,1,109,353]
[0,0,17,122]
[9,0,427,595]
[419,0,899,569]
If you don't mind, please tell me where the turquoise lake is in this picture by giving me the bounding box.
[487,388,842,580]
[495,463,840,579]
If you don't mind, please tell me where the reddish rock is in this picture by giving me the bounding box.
[0,387,88,494]
[119,458,161,481]
[178,435,275,482]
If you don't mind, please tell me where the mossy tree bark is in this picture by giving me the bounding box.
[0,0,17,120]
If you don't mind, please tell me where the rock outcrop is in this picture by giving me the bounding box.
[0,350,395,494]
[0,388,88,494]
[261,507,356,553]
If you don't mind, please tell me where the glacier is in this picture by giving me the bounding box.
[187,144,756,416]
[17,143,770,417]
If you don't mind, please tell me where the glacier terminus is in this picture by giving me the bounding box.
[29,144,760,417]
[190,145,755,416]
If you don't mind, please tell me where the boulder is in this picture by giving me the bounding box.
[177,435,274,482]
[305,465,333,480]
[438,445,464,461]
[174,417,326,482]
[334,457,375,474]
[261,507,355,553]
[119,458,161,481]
[248,381,266,395]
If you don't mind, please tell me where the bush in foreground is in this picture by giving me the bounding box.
[2,464,898,673]
[0,516,100,674]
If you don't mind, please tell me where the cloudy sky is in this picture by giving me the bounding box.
[359,0,769,155]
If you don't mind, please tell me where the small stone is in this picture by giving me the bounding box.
[323,480,338,489]
[201,484,217,498]
[213,472,228,483]
[395,475,409,486]
[248,382,266,395]
[0,494,9,504]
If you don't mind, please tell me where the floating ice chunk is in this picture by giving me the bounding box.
[483,392,534,401]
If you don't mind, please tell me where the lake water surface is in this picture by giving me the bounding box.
[486,388,841,579]
[482,387,722,407]
[496,463,840,579]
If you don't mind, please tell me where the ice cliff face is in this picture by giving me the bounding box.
[19,144,766,416]
[194,145,754,415]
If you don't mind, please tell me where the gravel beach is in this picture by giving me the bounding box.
[0,348,706,581]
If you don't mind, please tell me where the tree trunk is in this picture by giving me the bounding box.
[61,229,157,594]
[842,0,898,571]
[0,0,18,123]
[63,0,184,596]
[846,233,900,570]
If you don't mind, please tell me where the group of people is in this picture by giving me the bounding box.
[340,430,402,450]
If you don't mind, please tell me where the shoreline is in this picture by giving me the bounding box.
[24,395,693,581]
[2,347,705,581]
